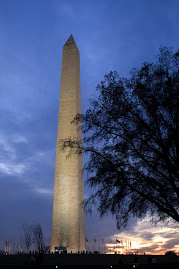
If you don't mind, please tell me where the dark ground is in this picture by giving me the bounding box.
[0,254,179,269]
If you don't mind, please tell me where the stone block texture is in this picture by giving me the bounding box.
[50,35,86,253]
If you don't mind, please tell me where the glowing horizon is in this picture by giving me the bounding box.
[105,220,179,255]
[85,218,179,255]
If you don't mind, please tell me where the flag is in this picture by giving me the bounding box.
[94,237,96,243]
[86,237,88,243]
[116,239,120,243]
[102,238,105,243]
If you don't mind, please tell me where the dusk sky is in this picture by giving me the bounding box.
[0,0,179,254]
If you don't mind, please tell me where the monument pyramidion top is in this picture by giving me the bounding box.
[64,34,77,47]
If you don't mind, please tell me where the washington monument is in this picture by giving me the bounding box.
[51,35,86,253]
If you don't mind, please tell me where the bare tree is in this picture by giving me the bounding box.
[33,224,44,253]
[22,224,33,253]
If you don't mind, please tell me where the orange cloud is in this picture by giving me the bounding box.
[105,219,179,255]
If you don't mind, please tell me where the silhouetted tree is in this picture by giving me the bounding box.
[63,47,179,228]
[22,224,33,253]
[33,224,44,253]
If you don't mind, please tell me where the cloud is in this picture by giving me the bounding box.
[0,162,25,175]
[0,133,27,175]
[12,135,28,144]
[0,176,53,244]
[0,129,55,193]
[107,219,179,254]
[162,238,179,249]
[35,187,53,196]
[0,133,16,160]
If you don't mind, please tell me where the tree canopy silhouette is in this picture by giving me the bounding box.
[63,47,179,228]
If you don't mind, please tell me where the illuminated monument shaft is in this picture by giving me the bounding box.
[51,35,85,253]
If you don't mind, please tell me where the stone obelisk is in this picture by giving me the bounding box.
[51,35,86,253]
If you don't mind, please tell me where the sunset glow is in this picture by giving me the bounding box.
[106,220,179,255]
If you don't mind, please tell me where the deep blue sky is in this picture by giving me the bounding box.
[0,0,179,254]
